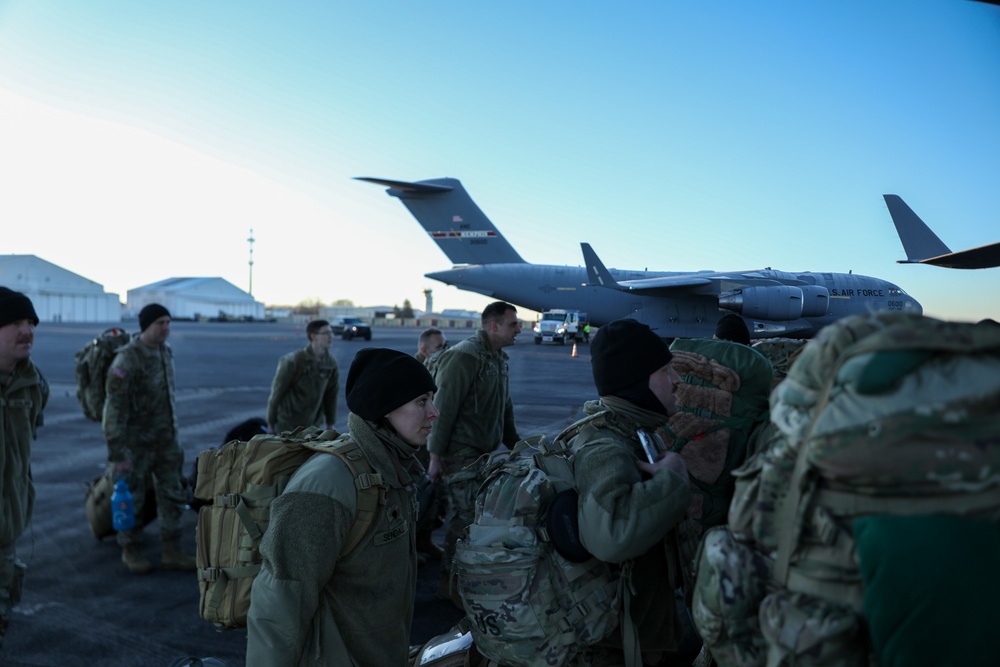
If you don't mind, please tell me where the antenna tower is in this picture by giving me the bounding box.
[247,228,255,296]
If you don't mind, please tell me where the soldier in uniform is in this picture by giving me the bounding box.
[0,288,46,648]
[103,303,196,574]
[247,348,439,666]
[426,301,521,605]
[567,318,693,665]
[415,327,447,364]
[266,319,339,434]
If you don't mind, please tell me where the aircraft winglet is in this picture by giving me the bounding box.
[883,194,1000,269]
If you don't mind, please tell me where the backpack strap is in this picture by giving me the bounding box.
[303,436,387,557]
[535,437,576,489]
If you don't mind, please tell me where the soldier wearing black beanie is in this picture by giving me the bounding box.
[550,318,691,665]
[138,303,171,332]
[346,348,437,422]
[0,286,44,647]
[0,287,39,329]
[591,318,674,414]
[248,347,438,665]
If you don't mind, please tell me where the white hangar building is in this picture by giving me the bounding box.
[0,254,121,323]
[128,277,264,321]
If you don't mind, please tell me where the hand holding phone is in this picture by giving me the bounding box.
[637,429,664,464]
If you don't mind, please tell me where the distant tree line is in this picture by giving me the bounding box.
[266,298,416,319]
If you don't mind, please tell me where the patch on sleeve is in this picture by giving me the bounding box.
[111,368,127,379]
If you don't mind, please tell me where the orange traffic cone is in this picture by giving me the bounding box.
[571,342,578,357]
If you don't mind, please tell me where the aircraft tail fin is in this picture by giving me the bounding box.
[883,194,952,263]
[883,194,1000,269]
[580,243,622,288]
[356,177,525,265]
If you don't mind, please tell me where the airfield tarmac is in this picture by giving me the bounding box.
[4,321,597,667]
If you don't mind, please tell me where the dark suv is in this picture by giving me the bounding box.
[331,317,372,341]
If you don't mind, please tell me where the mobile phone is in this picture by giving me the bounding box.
[637,429,664,464]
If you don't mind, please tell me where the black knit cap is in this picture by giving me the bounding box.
[139,303,171,332]
[715,313,751,346]
[591,319,672,396]
[0,287,39,328]
[346,348,437,421]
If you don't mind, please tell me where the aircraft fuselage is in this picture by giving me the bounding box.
[426,264,921,339]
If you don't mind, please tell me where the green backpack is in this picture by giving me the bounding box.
[74,327,132,421]
[661,338,773,598]
[193,427,386,629]
[692,313,1000,667]
[454,435,629,667]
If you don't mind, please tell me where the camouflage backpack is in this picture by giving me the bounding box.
[193,427,385,629]
[661,338,773,598]
[454,435,631,667]
[74,327,132,421]
[750,337,808,391]
[691,313,1000,667]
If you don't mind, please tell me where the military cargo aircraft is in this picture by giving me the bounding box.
[358,177,923,338]
[883,194,1000,269]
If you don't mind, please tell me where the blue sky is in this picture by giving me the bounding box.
[1,1,998,321]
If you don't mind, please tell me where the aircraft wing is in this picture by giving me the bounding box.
[911,242,1000,269]
[355,177,453,194]
[581,243,784,296]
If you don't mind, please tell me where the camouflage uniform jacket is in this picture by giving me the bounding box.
[426,330,518,459]
[0,360,45,545]
[246,413,420,667]
[568,399,692,652]
[266,346,339,433]
[102,338,178,462]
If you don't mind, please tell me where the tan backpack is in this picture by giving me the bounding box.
[83,466,157,540]
[193,426,385,629]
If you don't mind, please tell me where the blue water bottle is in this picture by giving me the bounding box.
[111,478,136,532]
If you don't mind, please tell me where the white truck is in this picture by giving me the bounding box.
[533,309,588,345]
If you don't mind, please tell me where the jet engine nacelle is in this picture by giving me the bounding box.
[799,285,830,317]
[718,285,804,321]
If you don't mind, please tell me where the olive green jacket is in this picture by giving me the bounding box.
[569,400,692,652]
[426,330,518,459]
[246,413,420,667]
[102,338,178,462]
[0,359,45,545]
[266,346,339,433]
